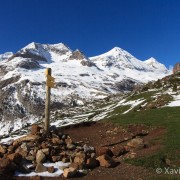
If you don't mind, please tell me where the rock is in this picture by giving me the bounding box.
[111,146,129,157]
[36,150,46,163]
[127,138,144,148]
[21,143,28,152]
[173,62,180,74]
[52,138,61,144]
[95,147,113,157]
[47,166,55,173]
[14,134,40,144]
[68,162,80,170]
[0,145,7,154]
[18,163,31,173]
[83,144,95,153]
[7,153,22,164]
[63,167,77,178]
[96,154,116,168]
[41,142,47,149]
[62,157,70,163]
[31,124,41,135]
[67,143,76,150]
[74,151,86,165]
[79,169,89,176]
[41,148,49,155]
[26,155,35,161]
[51,156,62,162]
[65,137,73,144]
[15,147,28,158]
[35,163,47,173]
[91,153,96,158]
[7,145,15,153]
[62,134,67,140]
[126,152,136,159]
[59,165,68,171]
[86,158,99,169]
[165,158,171,166]
[0,158,17,174]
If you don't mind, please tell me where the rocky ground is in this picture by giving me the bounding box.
[0,121,168,180]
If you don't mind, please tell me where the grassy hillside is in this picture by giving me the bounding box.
[104,72,180,170]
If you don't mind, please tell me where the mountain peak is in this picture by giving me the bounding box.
[145,57,157,64]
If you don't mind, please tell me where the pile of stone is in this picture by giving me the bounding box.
[0,124,122,178]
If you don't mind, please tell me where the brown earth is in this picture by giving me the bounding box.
[10,121,168,180]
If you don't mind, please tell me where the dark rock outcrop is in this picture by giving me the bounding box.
[173,62,180,74]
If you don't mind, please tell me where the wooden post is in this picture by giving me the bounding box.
[45,68,51,132]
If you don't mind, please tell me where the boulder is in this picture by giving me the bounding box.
[41,148,49,156]
[7,153,22,164]
[74,151,86,165]
[47,166,55,173]
[35,163,47,173]
[17,163,30,173]
[52,138,61,144]
[26,155,35,161]
[86,158,99,169]
[59,165,68,171]
[31,124,41,135]
[96,154,116,168]
[51,156,62,162]
[15,147,28,158]
[63,167,77,178]
[36,150,46,163]
[65,137,73,145]
[67,143,76,150]
[0,158,17,174]
[13,134,40,144]
[111,146,129,157]
[62,157,70,163]
[95,147,113,157]
[127,138,144,149]
[7,145,15,153]
[83,144,95,153]
[68,162,80,170]
[21,143,28,152]
[0,145,7,154]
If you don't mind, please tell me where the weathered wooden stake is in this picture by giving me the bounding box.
[45,68,51,132]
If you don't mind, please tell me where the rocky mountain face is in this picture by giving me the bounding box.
[0,42,171,135]
[173,62,180,74]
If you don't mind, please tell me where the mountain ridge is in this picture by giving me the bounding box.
[0,42,171,136]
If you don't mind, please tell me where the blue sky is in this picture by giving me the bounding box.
[0,0,180,68]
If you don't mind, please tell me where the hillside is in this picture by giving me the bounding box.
[0,70,179,179]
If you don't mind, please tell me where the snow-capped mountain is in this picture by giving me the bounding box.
[0,52,13,61]
[90,47,168,73]
[0,42,170,135]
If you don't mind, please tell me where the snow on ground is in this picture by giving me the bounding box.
[15,161,69,177]
[0,134,26,144]
[122,98,145,114]
[167,94,180,107]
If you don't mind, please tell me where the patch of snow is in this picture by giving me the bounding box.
[122,99,145,114]
[167,94,180,107]
[15,161,69,177]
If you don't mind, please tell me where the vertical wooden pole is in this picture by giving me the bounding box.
[45,68,51,132]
